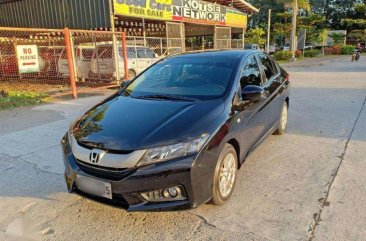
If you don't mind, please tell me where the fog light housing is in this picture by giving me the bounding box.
[140,185,186,202]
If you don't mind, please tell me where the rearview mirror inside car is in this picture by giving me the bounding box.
[242,85,268,101]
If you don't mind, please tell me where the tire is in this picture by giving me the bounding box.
[211,144,238,206]
[274,102,289,135]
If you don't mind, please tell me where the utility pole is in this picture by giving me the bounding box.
[291,0,298,61]
[266,9,271,54]
[109,0,120,83]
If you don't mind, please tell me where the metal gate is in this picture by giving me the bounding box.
[214,26,231,49]
[166,22,185,55]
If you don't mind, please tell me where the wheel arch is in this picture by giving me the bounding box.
[227,138,241,168]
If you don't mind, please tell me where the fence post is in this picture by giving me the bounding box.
[122,32,129,81]
[63,28,77,99]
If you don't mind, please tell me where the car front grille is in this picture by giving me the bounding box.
[75,159,136,181]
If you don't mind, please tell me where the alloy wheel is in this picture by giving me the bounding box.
[218,152,236,198]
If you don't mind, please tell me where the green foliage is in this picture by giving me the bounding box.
[341,45,356,54]
[354,3,366,15]
[348,30,366,42]
[342,18,366,31]
[304,49,321,57]
[246,0,287,28]
[341,3,366,31]
[329,33,345,45]
[317,29,329,46]
[245,28,266,46]
[273,50,292,61]
[309,0,363,29]
[0,90,50,109]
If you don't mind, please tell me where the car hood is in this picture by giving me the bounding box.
[72,93,225,151]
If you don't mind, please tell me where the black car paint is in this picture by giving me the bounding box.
[62,50,290,211]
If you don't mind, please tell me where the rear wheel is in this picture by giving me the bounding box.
[211,144,238,206]
[274,102,288,135]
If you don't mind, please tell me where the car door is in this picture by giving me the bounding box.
[235,54,272,156]
[257,53,284,130]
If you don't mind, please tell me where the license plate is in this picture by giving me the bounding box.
[76,174,112,199]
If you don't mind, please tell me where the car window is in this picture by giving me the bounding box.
[128,48,136,58]
[240,55,262,89]
[145,49,155,58]
[258,54,277,82]
[119,47,136,58]
[137,48,146,58]
[122,57,237,100]
[135,48,155,58]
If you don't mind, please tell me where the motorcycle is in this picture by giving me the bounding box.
[351,49,361,62]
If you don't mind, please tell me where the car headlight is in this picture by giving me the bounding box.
[137,134,210,166]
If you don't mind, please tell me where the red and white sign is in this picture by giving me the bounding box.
[16,45,40,74]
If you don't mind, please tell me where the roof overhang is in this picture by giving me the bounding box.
[208,0,259,14]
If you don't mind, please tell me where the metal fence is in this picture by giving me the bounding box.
[0,27,244,99]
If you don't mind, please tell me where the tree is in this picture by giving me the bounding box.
[246,0,287,28]
[347,30,366,43]
[341,3,366,31]
[309,0,364,29]
[329,33,346,45]
[245,28,266,46]
[317,29,329,55]
[279,0,310,60]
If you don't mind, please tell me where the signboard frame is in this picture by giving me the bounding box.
[113,0,247,29]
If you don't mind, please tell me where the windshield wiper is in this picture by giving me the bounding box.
[133,94,197,101]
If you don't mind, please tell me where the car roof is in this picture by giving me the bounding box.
[167,49,261,60]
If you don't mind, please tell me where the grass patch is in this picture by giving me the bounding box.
[0,90,52,110]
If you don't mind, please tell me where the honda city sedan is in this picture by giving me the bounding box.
[61,50,290,211]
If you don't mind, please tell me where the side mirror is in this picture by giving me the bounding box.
[242,85,268,101]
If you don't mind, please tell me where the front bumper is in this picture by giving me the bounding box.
[61,137,218,211]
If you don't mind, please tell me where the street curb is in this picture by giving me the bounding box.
[281,56,348,68]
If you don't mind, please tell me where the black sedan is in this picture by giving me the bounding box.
[61,50,290,211]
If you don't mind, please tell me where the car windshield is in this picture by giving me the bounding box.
[121,56,237,100]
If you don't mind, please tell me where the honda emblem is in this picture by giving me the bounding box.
[89,149,105,164]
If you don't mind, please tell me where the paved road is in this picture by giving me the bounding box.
[0,56,365,241]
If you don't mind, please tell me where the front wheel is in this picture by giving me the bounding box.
[211,144,238,206]
[274,102,288,135]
